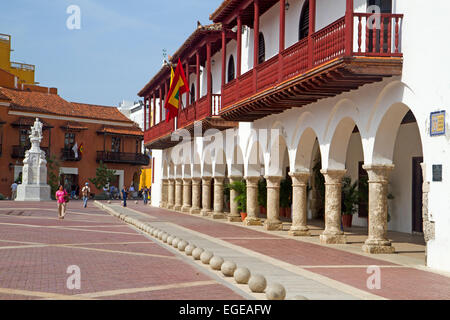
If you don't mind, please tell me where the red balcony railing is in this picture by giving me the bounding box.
[220,13,403,111]
[144,117,174,144]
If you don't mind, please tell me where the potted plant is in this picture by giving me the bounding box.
[228,180,247,221]
[341,176,359,228]
[258,178,267,215]
[279,177,292,219]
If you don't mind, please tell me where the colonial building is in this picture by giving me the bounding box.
[139,0,450,273]
[0,33,148,197]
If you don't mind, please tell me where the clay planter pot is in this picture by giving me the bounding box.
[240,212,247,221]
[342,214,353,228]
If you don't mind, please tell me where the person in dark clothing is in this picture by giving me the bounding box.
[121,187,128,207]
[142,187,149,205]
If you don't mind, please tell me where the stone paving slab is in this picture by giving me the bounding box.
[98,201,450,300]
[0,201,247,300]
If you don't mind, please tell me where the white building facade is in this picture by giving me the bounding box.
[141,0,450,273]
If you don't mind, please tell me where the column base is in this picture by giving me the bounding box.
[228,215,242,222]
[263,220,283,231]
[212,212,225,219]
[243,217,262,226]
[288,227,311,237]
[362,239,395,254]
[167,204,174,209]
[181,206,191,213]
[200,209,212,216]
[320,233,347,244]
[190,207,200,215]
[160,202,167,208]
[173,205,182,211]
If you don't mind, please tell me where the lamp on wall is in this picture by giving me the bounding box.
[285,1,290,11]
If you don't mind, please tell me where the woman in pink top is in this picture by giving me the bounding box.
[55,185,68,219]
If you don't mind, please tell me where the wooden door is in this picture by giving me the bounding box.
[412,157,424,233]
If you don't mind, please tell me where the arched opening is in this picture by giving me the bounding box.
[258,32,265,64]
[227,55,235,82]
[298,1,310,41]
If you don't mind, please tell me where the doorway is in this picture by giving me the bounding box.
[412,157,424,233]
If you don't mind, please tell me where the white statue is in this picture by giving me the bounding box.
[15,118,51,201]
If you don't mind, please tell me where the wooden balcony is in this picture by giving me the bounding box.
[220,13,404,121]
[11,145,49,159]
[96,151,150,166]
[144,94,237,149]
[60,148,81,162]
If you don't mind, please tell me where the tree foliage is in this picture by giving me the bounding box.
[89,161,116,191]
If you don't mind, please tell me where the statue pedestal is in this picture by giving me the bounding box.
[15,185,51,201]
[14,118,52,202]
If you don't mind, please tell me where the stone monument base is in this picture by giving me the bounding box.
[15,184,51,201]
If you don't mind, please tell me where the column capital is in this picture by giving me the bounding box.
[202,177,212,185]
[175,178,183,183]
[245,176,260,185]
[191,177,202,184]
[289,171,310,185]
[264,176,282,189]
[182,178,192,183]
[320,169,347,184]
[362,164,395,183]
[213,176,224,184]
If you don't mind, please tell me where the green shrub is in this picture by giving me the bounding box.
[227,180,247,213]
[94,192,110,200]
[0,193,5,200]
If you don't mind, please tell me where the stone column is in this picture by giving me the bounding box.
[289,171,310,236]
[362,165,395,254]
[320,169,347,244]
[174,178,183,211]
[243,176,262,226]
[181,178,192,213]
[264,176,283,231]
[160,179,168,208]
[167,179,175,209]
[190,178,202,214]
[200,177,212,216]
[228,176,243,222]
[212,177,225,219]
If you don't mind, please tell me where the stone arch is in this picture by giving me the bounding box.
[327,117,361,170]
[168,162,175,179]
[293,127,320,172]
[183,163,191,179]
[192,151,202,178]
[230,144,244,177]
[213,148,227,177]
[267,132,289,177]
[202,148,213,177]
[245,139,264,177]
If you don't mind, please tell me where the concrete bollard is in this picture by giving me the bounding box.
[200,251,214,264]
[234,267,251,284]
[209,256,224,270]
[185,244,196,256]
[248,274,267,293]
[265,283,286,300]
[221,261,237,277]
[192,247,204,260]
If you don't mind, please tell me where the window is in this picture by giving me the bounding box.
[227,55,235,82]
[111,136,121,153]
[19,129,31,148]
[258,33,265,64]
[64,133,75,149]
[190,84,196,104]
[298,1,310,41]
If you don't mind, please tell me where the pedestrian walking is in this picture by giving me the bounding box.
[55,185,69,220]
[142,187,149,205]
[121,187,128,207]
[81,182,91,208]
[10,181,18,200]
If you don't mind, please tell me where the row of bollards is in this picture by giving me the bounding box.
[103,204,309,300]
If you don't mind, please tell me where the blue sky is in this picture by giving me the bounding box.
[0,0,222,106]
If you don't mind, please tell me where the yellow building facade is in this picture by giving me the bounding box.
[0,33,35,85]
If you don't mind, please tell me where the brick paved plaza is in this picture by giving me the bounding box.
[1,200,449,300]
